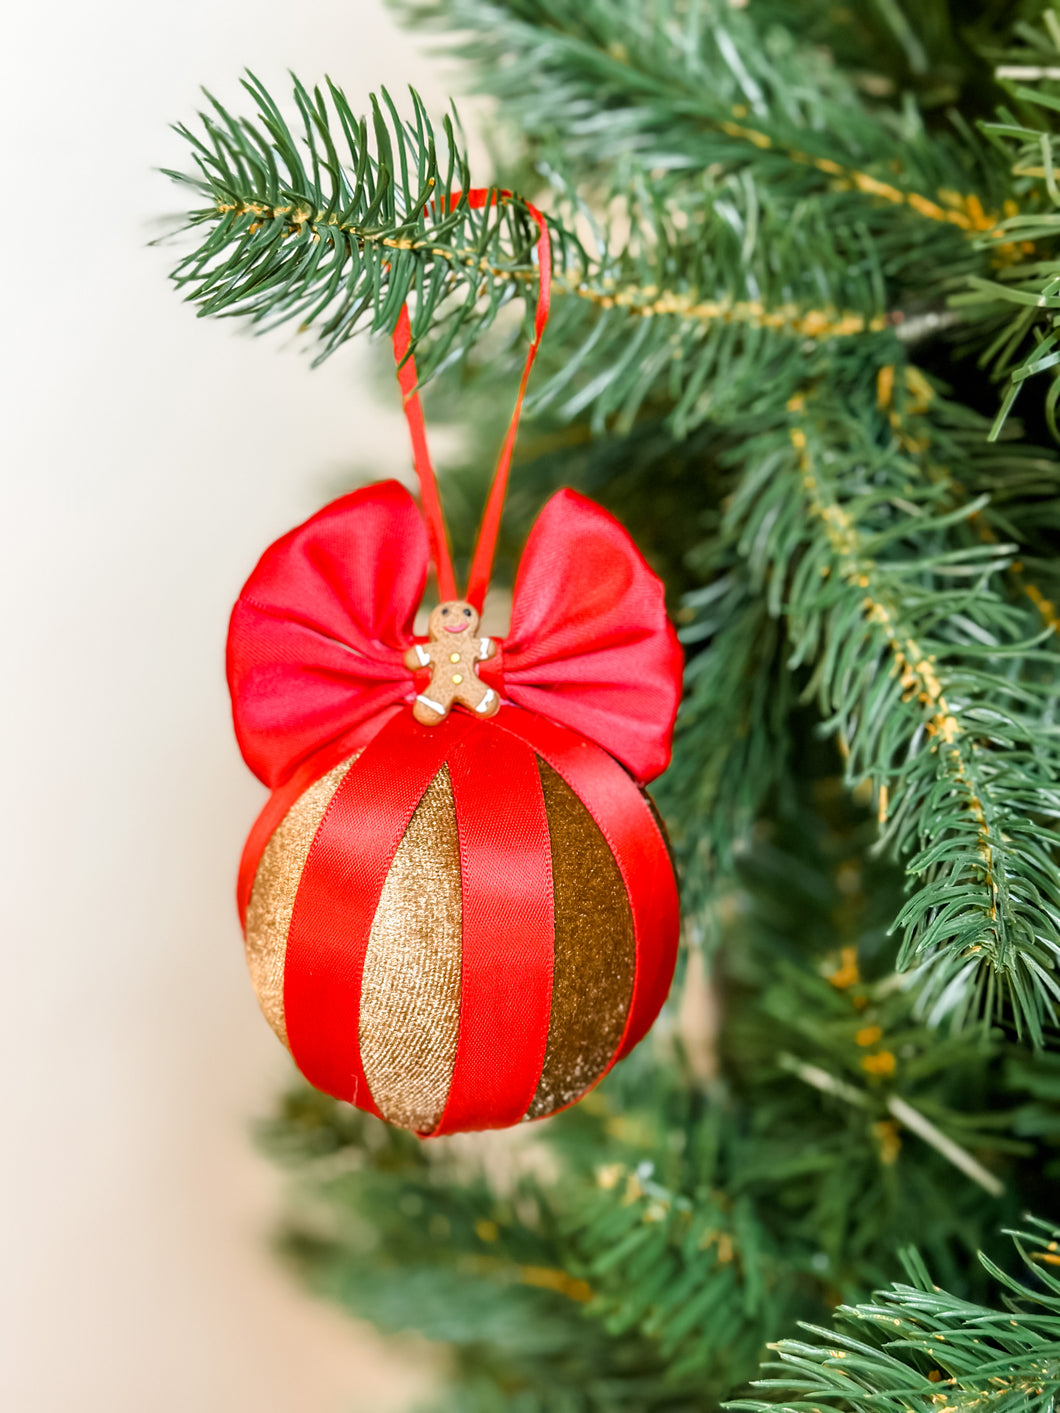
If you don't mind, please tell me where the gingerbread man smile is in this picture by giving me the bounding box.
[404,600,499,724]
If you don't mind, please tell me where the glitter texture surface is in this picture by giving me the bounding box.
[244,745,640,1130]
[243,756,356,1047]
[526,759,636,1119]
[359,765,463,1133]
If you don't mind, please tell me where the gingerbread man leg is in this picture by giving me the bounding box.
[413,691,450,726]
[462,677,499,717]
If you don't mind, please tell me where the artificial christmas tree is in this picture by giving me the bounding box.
[163,1,1060,1406]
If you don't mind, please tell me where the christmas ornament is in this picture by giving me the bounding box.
[405,600,499,724]
[228,191,683,1135]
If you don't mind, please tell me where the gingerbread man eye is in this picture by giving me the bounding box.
[463,607,472,618]
[441,607,449,616]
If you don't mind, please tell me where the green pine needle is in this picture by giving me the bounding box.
[718,386,1060,1038]
[730,1218,1060,1413]
[162,72,895,421]
[163,73,547,375]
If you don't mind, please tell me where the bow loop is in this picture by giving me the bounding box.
[227,482,426,787]
[500,490,682,783]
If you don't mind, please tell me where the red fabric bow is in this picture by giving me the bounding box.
[227,481,683,788]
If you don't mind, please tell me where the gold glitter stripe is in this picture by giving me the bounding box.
[243,756,357,1048]
[358,765,463,1134]
[525,760,635,1120]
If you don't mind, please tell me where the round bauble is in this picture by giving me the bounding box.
[240,706,678,1136]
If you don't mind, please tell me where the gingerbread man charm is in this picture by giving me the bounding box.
[404,600,499,725]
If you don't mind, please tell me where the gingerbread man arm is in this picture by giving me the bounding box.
[403,642,432,671]
[477,636,496,661]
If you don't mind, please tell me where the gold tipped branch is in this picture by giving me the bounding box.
[461,1251,593,1303]
[715,113,1011,237]
[787,393,1003,923]
[212,198,887,342]
[557,273,888,339]
[571,35,1013,240]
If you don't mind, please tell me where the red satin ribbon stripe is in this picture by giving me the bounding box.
[284,710,470,1113]
[435,725,555,1134]
[492,707,679,1063]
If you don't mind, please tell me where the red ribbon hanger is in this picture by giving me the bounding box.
[390,187,552,610]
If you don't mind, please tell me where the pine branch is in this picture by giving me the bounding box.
[395,0,1010,245]
[160,74,561,376]
[393,0,1060,436]
[158,22,1060,441]
[569,1146,786,1388]
[721,385,1060,1038]
[534,177,895,437]
[763,0,1015,114]
[717,823,1029,1234]
[730,1218,1060,1413]
[952,13,1060,437]
[869,366,1060,643]
[258,1086,716,1412]
[163,74,893,429]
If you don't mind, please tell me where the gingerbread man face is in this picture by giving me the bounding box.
[428,600,480,639]
[404,600,499,725]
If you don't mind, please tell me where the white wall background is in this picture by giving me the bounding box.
[1,3,482,1408]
